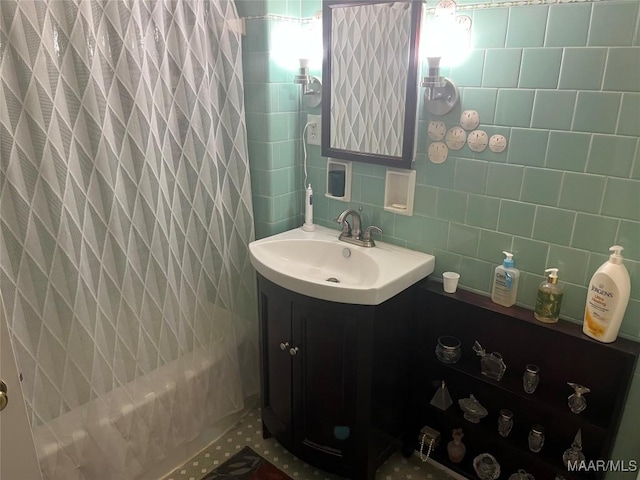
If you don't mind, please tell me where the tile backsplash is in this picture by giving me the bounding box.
[238,0,640,474]
[306,1,640,336]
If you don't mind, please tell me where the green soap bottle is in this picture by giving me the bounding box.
[534,268,564,323]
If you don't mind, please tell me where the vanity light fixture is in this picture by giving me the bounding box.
[420,0,471,116]
[293,12,323,108]
[294,58,322,108]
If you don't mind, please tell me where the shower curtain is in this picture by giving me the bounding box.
[0,1,258,479]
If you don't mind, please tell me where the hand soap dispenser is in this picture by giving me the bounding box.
[491,251,520,307]
[534,268,563,323]
[583,245,630,343]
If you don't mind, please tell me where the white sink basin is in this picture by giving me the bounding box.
[249,226,435,305]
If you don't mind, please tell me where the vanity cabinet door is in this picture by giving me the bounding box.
[291,300,360,459]
[258,279,294,443]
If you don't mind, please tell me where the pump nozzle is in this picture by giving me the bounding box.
[502,251,515,268]
[609,245,624,264]
[545,268,559,284]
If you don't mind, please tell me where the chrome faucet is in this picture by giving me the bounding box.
[335,209,382,247]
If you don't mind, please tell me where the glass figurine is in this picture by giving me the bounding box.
[563,429,586,467]
[458,394,488,423]
[522,364,540,394]
[567,382,590,414]
[508,470,535,480]
[435,335,462,364]
[473,453,501,480]
[473,341,507,381]
[430,380,453,410]
[447,428,466,463]
[497,409,514,437]
[528,424,545,453]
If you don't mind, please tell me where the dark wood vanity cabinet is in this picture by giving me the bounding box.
[410,281,640,480]
[257,274,416,480]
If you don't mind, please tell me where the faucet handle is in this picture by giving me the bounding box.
[364,225,382,238]
[363,225,383,245]
[334,217,351,236]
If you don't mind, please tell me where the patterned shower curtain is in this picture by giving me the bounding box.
[0,1,258,479]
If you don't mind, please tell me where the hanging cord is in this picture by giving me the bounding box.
[301,122,313,188]
[419,433,434,462]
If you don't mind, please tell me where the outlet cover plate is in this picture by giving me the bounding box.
[307,114,321,146]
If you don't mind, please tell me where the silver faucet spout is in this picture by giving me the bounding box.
[336,209,362,239]
[335,209,382,247]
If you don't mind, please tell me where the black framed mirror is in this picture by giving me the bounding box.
[321,0,422,169]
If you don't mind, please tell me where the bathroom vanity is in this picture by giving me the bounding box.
[411,281,640,480]
[257,274,417,480]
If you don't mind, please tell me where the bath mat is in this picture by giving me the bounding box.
[201,446,293,480]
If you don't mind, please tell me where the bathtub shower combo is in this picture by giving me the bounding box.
[0,1,258,479]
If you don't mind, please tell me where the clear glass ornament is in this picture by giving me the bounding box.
[473,341,506,381]
[563,429,586,467]
[528,424,545,453]
[523,364,540,394]
[567,382,590,414]
[497,409,513,437]
[435,336,462,364]
[430,380,453,410]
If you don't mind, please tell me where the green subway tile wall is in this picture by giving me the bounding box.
[239,0,640,475]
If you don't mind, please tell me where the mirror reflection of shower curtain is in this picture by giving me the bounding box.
[0,1,258,479]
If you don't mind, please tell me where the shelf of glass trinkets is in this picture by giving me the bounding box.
[420,365,606,479]
[409,281,640,480]
[429,351,611,431]
[420,398,592,480]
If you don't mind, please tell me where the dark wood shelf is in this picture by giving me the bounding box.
[433,355,609,431]
[421,281,640,357]
[408,280,640,480]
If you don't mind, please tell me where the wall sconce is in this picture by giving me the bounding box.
[293,12,323,108]
[420,0,471,116]
[294,58,322,108]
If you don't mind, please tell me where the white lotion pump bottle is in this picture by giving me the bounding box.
[583,245,630,343]
[491,251,520,307]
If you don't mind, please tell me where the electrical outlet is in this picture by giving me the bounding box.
[306,114,321,146]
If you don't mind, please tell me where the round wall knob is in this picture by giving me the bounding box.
[279,342,289,351]
[0,380,8,412]
[289,347,300,356]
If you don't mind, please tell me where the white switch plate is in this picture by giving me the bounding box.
[307,114,321,146]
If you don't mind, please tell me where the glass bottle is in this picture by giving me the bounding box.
[534,267,563,323]
[563,429,586,467]
[567,382,590,414]
[497,409,513,437]
[528,424,545,453]
[473,341,507,381]
[435,336,462,364]
[523,364,540,394]
[447,428,466,463]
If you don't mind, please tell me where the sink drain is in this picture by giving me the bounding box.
[326,277,340,283]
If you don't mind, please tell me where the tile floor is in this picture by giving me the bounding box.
[162,407,458,480]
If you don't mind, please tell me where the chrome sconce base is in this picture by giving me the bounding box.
[294,66,322,108]
[300,76,323,108]
[423,77,459,116]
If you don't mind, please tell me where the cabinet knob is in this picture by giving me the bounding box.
[289,347,299,356]
[279,342,289,351]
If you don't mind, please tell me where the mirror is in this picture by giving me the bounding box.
[321,0,421,169]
